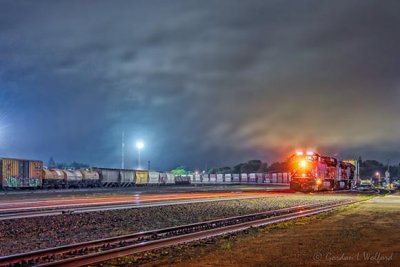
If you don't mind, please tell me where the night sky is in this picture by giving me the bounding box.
[1,1,400,170]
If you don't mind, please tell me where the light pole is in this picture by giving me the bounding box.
[136,141,144,169]
[122,132,125,169]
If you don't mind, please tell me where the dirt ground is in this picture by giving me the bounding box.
[108,194,400,267]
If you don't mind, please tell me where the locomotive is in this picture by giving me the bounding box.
[289,151,355,192]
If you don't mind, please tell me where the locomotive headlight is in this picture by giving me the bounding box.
[299,160,307,168]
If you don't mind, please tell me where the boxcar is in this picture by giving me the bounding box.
[193,173,201,183]
[282,173,289,184]
[120,170,135,187]
[264,173,271,183]
[256,173,264,183]
[241,173,249,183]
[249,173,257,183]
[232,173,240,183]
[0,158,43,189]
[166,173,175,184]
[187,174,194,184]
[271,173,278,183]
[201,174,209,183]
[93,168,120,187]
[148,171,160,185]
[135,170,149,185]
[224,174,232,183]
[159,172,167,184]
[216,174,224,183]
[277,173,283,183]
[175,175,191,185]
[209,174,217,183]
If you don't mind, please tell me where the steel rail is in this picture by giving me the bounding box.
[0,200,358,267]
[0,190,354,221]
[0,195,277,221]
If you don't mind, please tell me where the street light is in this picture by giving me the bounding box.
[375,172,381,185]
[136,141,144,169]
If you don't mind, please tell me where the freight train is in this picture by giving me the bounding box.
[289,151,355,192]
[0,157,290,190]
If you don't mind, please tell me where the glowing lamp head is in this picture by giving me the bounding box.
[299,160,307,168]
[296,151,304,156]
[136,141,144,150]
[306,151,314,156]
[316,179,322,185]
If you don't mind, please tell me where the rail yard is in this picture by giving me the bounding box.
[127,194,399,267]
[0,189,292,220]
[0,153,398,266]
[1,187,396,267]
[2,1,399,266]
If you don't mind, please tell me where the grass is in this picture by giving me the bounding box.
[102,201,364,266]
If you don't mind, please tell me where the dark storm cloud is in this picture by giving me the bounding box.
[0,0,399,169]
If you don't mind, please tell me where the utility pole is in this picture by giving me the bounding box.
[138,147,141,169]
[122,131,125,169]
[136,141,144,169]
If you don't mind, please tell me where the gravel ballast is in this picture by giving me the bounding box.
[0,194,361,256]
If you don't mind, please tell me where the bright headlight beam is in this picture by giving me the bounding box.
[299,160,307,168]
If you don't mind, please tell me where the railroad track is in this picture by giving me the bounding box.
[0,200,359,267]
[0,195,274,221]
